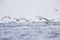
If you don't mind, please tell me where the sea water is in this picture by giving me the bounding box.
[0,22,60,40]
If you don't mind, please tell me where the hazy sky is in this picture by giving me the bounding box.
[0,0,60,19]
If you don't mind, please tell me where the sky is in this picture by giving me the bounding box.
[0,0,60,20]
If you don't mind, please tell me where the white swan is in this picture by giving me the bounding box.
[36,16,55,24]
[1,16,11,20]
[19,18,29,22]
[0,16,11,23]
[13,18,20,22]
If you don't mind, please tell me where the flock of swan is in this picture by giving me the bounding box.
[0,16,30,22]
[0,16,57,24]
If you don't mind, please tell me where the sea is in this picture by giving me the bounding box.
[0,21,60,40]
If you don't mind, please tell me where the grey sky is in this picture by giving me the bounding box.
[0,0,60,19]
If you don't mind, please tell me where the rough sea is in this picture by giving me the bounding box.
[0,22,60,40]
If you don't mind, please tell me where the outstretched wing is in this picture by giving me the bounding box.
[1,16,11,20]
[36,16,48,21]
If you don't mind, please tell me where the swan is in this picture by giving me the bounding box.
[1,16,11,20]
[36,16,55,24]
[13,18,20,22]
[11,17,31,23]
[19,18,30,22]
